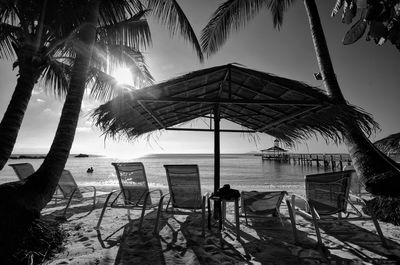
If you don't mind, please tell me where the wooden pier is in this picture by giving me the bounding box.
[262,153,352,171]
[261,152,399,171]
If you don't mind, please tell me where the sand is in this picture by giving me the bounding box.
[42,187,400,265]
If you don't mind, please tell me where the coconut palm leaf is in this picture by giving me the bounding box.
[343,18,367,45]
[98,0,144,26]
[0,22,18,59]
[89,45,153,101]
[374,133,400,154]
[86,68,120,101]
[342,9,367,45]
[201,0,295,57]
[96,10,152,50]
[40,58,71,98]
[146,0,203,62]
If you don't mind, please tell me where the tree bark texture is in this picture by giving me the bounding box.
[304,0,400,197]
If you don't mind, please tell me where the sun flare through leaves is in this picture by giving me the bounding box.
[112,67,134,87]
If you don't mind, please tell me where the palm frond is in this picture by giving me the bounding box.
[97,10,152,50]
[0,22,19,59]
[265,0,296,29]
[201,0,267,57]
[374,133,400,154]
[86,68,120,102]
[105,45,154,85]
[201,0,295,57]
[99,0,144,26]
[40,58,71,98]
[146,0,203,62]
[0,0,19,25]
[90,43,154,98]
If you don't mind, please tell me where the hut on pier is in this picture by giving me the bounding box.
[261,139,289,161]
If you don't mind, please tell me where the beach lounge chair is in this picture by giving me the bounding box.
[238,191,298,241]
[95,162,162,231]
[289,170,387,248]
[154,164,209,236]
[9,163,100,217]
[9,162,35,180]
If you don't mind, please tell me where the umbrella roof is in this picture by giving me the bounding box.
[92,64,377,144]
[261,146,288,153]
[374,133,400,153]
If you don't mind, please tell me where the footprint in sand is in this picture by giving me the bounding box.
[204,246,217,252]
[78,236,89,242]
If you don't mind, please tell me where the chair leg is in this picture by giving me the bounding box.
[202,196,206,237]
[138,192,151,231]
[95,191,117,230]
[234,198,240,241]
[309,204,323,247]
[62,188,77,217]
[276,207,284,227]
[366,203,388,248]
[291,195,297,223]
[153,194,168,235]
[285,199,298,244]
[92,187,97,209]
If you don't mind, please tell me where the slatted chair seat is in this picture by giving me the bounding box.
[95,162,162,232]
[154,164,209,236]
[289,170,387,248]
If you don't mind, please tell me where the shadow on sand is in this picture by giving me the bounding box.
[93,208,400,265]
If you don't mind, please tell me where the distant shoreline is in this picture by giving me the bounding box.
[9,154,103,159]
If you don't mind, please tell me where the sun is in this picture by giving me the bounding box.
[112,67,134,86]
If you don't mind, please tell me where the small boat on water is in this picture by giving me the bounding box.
[87,167,94,173]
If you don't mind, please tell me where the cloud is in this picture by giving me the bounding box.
[76,127,92,133]
[42,108,60,118]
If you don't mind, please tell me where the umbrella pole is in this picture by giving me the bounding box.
[214,105,221,217]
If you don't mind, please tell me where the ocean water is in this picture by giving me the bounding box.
[0,154,328,192]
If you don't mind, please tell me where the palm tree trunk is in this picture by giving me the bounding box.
[0,60,40,170]
[24,0,100,210]
[0,0,100,254]
[303,0,400,196]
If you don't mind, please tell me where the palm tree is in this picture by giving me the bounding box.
[0,0,203,255]
[201,0,400,197]
[0,1,153,170]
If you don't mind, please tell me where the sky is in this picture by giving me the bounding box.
[0,1,399,159]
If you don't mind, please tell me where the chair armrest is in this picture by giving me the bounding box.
[159,192,171,211]
[290,193,316,219]
[148,189,163,196]
[291,193,310,210]
[348,193,366,205]
[79,185,96,193]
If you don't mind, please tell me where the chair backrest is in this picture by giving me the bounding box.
[9,163,35,180]
[305,170,352,215]
[112,162,151,206]
[164,164,202,209]
[241,191,286,216]
[59,170,83,199]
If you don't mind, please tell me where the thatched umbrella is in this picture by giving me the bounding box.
[92,63,377,193]
[374,133,400,154]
